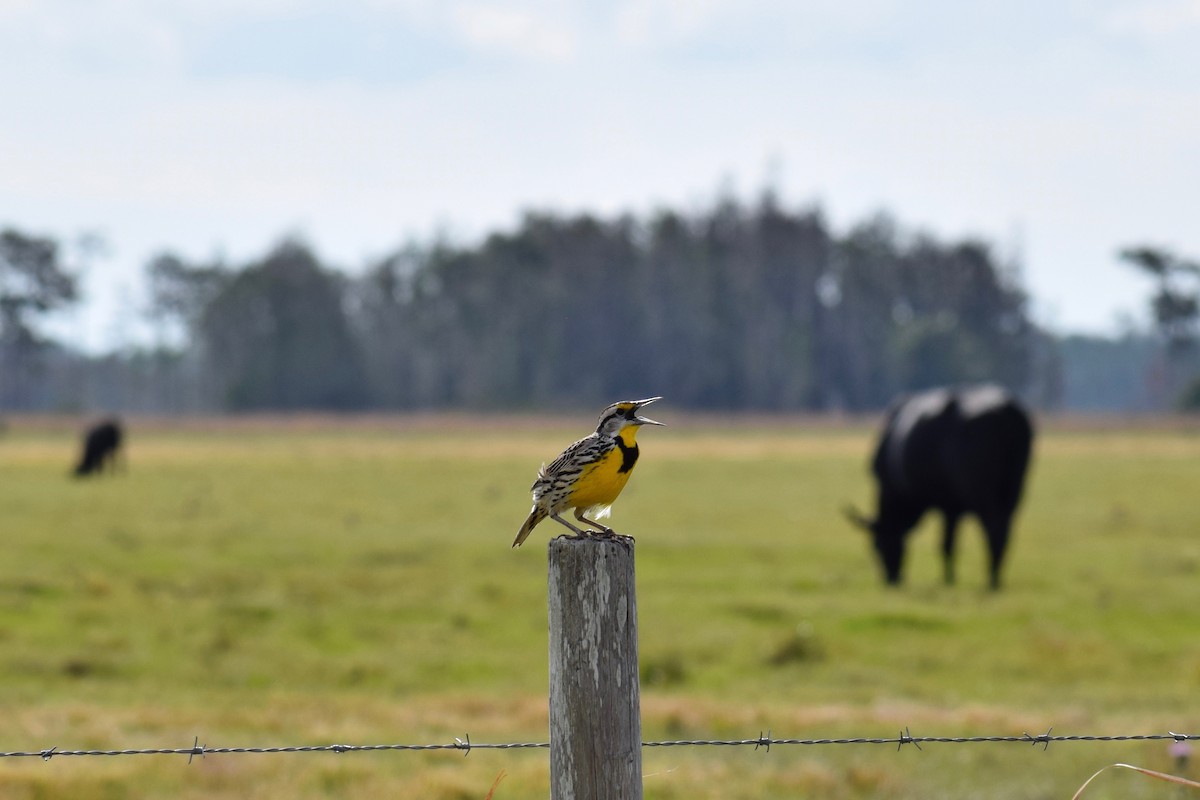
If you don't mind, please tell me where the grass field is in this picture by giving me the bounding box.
[0,414,1198,798]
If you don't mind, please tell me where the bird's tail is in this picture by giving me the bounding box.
[513,507,546,548]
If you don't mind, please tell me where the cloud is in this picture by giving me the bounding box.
[0,0,34,15]
[613,0,727,47]
[1104,0,1200,38]
[0,0,183,74]
[449,3,576,62]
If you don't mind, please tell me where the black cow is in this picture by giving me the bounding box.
[74,419,124,477]
[846,385,1033,590]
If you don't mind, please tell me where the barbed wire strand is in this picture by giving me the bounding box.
[5,731,1196,762]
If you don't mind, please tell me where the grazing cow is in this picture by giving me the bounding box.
[845,385,1033,590]
[74,419,124,477]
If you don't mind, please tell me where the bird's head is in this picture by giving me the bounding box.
[595,397,665,438]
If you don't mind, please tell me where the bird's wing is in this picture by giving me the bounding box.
[531,434,606,492]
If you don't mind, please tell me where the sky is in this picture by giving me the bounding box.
[3,0,1200,351]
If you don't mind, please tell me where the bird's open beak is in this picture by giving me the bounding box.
[632,396,665,426]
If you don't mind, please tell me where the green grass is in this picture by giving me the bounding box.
[0,417,1198,798]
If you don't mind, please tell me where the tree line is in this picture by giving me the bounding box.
[144,195,1041,412]
[2,194,1195,413]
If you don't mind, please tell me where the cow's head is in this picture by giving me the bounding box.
[843,504,907,585]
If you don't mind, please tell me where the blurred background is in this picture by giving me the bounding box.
[3,0,1199,416]
[4,6,1200,798]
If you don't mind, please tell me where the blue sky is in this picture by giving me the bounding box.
[4,0,1200,350]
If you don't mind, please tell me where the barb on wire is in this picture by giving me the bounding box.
[1023,727,1053,751]
[897,727,922,751]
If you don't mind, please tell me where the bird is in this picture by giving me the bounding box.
[513,397,664,547]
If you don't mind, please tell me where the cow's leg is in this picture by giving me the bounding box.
[980,512,1012,591]
[940,512,961,585]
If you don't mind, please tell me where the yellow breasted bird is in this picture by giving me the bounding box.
[513,397,664,547]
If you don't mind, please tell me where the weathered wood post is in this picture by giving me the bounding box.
[547,536,642,799]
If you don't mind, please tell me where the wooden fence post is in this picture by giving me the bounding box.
[548,536,642,799]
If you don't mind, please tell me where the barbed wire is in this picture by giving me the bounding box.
[5,730,1196,762]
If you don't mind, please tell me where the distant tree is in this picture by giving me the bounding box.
[349,248,421,408]
[825,214,906,409]
[741,194,830,409]
[1175,376,1200,413]
[1120,246,1200,349]
[1119,245,1200,406]
[200,240,368,410]
[820,220,1032,410]
[0,228,79,409]
[145,253,231,339]
[141,253,234,410]
[895,238,1031,393]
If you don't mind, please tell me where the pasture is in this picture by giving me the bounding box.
[0,415,1197,798]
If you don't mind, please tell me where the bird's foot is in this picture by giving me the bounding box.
[554,529,634,546]
[592,528,635,545]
